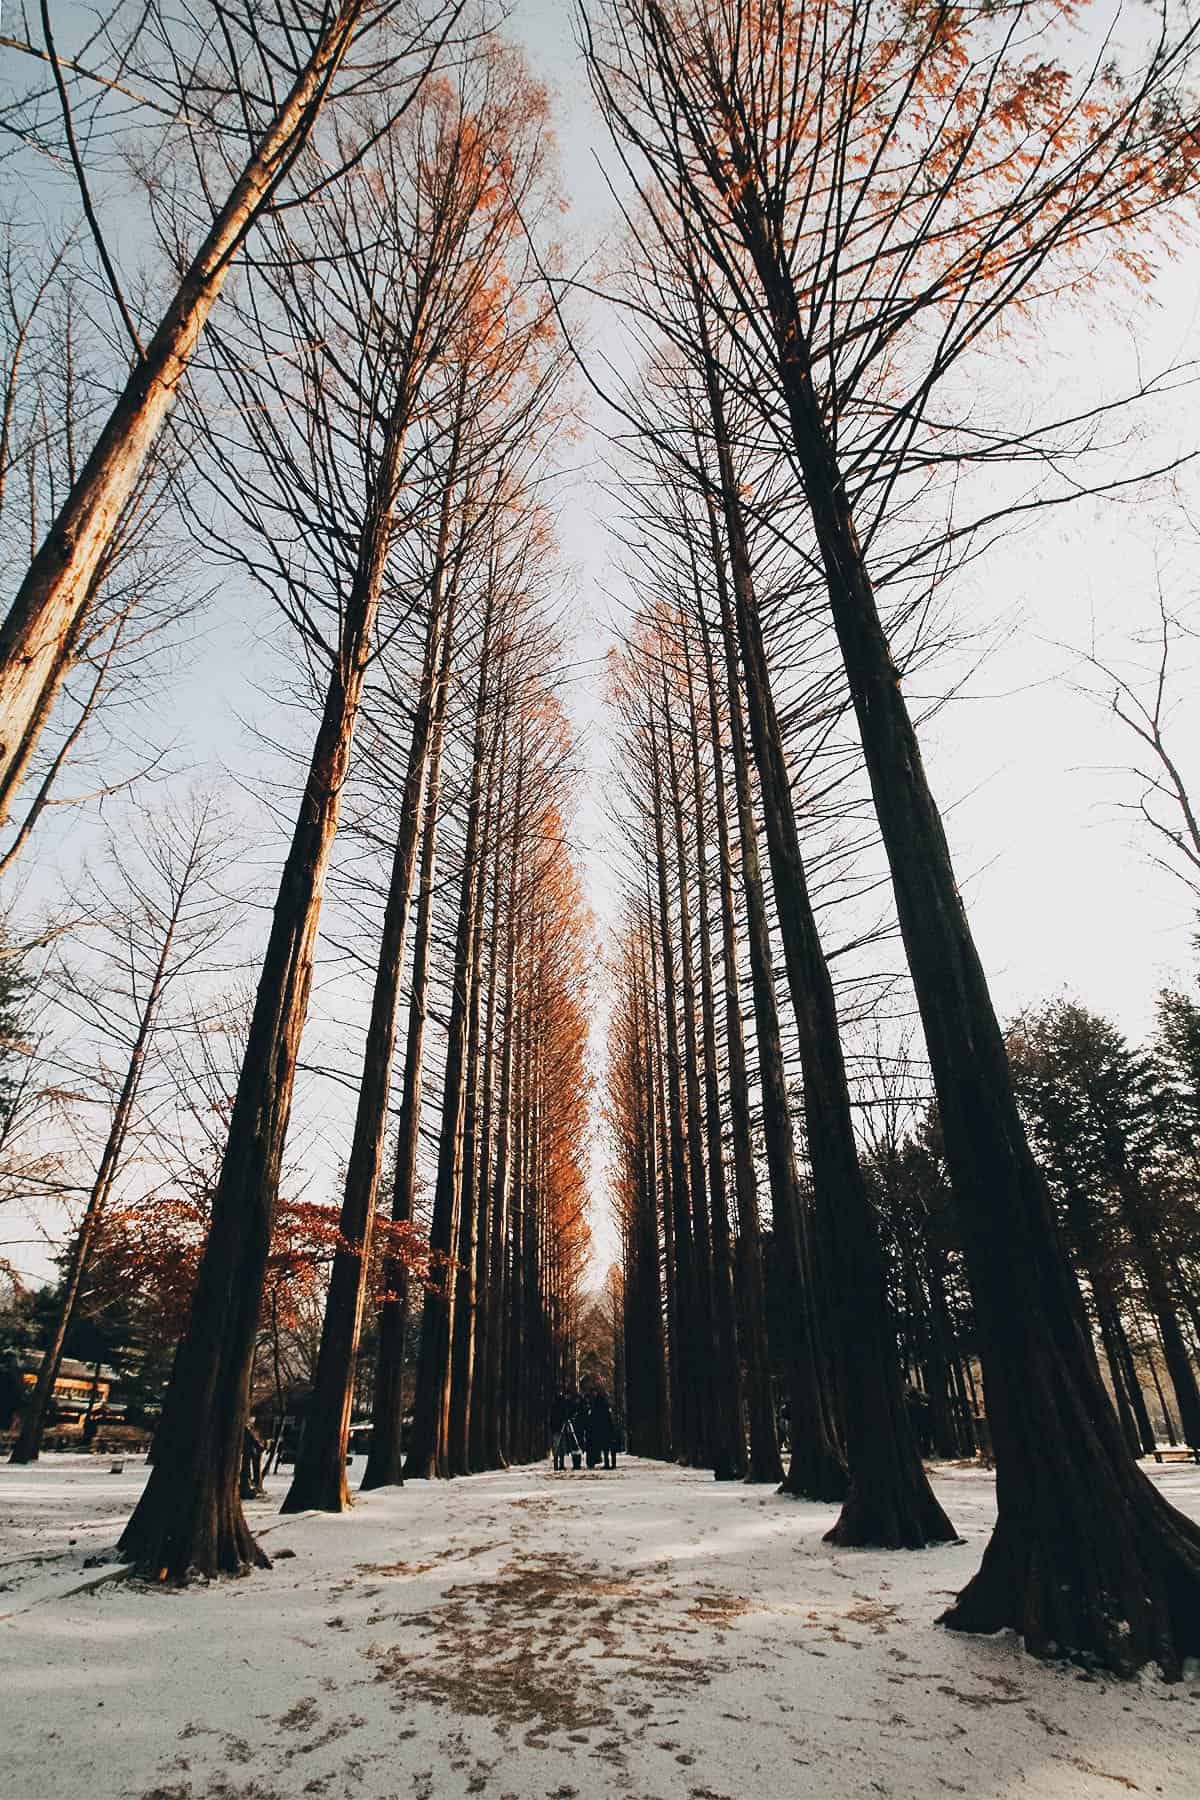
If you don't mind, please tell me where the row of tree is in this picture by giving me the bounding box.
[588,0,1200,1680]
[0,5,593,1580]
[1,0,1199,1690]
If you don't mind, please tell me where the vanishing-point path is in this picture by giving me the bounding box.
[2,1456,1199,1800]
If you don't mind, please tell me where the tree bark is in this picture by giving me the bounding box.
[468,740,507,1472]
[405,590,496,1479]
[447,717,503,1474]
[710,504,845,1503]
[482,775,524,1472]
[660,657,717,1467]
[648,701,699,1462]
[645,852,681,1458]
[1110,1159,1200,1449]
[682,621,745,1479]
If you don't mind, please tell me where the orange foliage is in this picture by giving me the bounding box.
[610,0,1199,350]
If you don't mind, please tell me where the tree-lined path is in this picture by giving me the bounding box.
[3,5,1200,1783]
[2,1453,1199,1800]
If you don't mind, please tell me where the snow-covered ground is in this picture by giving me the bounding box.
[1,1455,1198,1800]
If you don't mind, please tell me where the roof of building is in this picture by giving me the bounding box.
[17,1355,117,1383]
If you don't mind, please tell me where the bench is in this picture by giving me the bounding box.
[1151,1446,1200,1464]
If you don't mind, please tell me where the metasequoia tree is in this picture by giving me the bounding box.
[280,41,562,1514]
[678,618,745,1479]
[0,0,465,826]
[359,463,568,1489]
[685,311,955,1542]
[691,596,783,1483]
[610,373,955,1538]
[370,610,590,1483]
[609,608,845,1488]
[9,794,234,1462]
[481,704,592,1465]
[404,508,580,1479]
[607,916,671,1457]
[118,27,508,1579]
[585,0,1200,1669]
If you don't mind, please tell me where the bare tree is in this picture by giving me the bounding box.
[1072,588,1200,909]
[9,790,236,1462]
[584,0,1200,1673]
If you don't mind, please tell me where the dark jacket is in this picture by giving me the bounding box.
[585,1392,614,1454]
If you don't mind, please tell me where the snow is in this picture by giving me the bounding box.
[2,1456,1198,1800]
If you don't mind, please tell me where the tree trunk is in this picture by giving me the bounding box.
[447,721,503,1474]
[1110,1305,1157,1455]
[697,601,782,1484]
[1093,1279,1145,1461]
[710,508,845,1503]
[468,747,507,1473]
[750,229,1200,1670]
[630,933,671,1457]
[118,402,397,1580]
[360,576,459,1492]
[645,858,681,1458]
[0,3,367,821]
[699,345,953,1545]
[682,622,745,1479]
[280,578,446,1514]
[1111,1160,1200,1448]
[405,593,496,1480]
[0,575,96,859]
[482,797,523,1472]
[648,703,699,1462]
[661,659,717,1466]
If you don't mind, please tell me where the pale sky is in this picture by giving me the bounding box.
[2,1,1198,1289]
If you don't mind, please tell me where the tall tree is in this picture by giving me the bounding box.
[586,0,1200,1671]
[118,56,497,1577]
[281,41,560,1513]
[0,2,464,823]
[10,795,235,1463]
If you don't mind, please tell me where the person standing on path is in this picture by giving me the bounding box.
[587,1389,616,1471]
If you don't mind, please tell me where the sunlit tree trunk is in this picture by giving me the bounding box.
[0,3,370,822]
